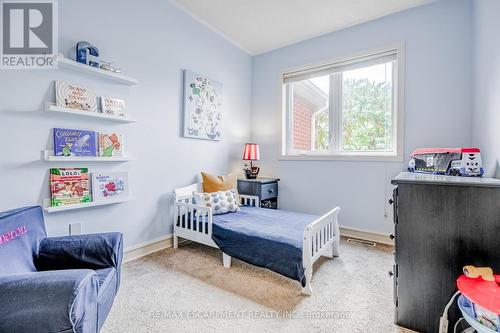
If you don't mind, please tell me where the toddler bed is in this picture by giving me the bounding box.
[173,183,340,295]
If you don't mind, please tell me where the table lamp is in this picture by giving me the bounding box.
[242,143,260,179]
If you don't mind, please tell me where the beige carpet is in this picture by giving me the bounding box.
[102,238,415,333]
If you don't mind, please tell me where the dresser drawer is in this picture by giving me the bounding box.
[237,181,260,196]
[261,183,278,200]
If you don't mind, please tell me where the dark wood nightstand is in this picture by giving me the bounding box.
[237,177,280,209]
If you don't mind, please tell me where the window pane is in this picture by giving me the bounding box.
[290,75,329,152]
[341,62,393,152]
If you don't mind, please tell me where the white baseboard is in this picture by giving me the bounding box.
[340,226,393,246]
[123,234,173,263]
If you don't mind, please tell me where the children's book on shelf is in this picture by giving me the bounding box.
[99,132,124,157]
[100,97,126,117]
[92,172,129,202]
[53,128,98,157]
[55,80,97,112]
[50,168,91,206]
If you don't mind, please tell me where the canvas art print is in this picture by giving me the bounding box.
[100,97,126,117]
[183,70,222,141]
[55,81,97,112]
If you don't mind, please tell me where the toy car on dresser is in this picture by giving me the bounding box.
[408,147,484,177]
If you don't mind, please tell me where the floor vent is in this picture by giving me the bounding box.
[347,238,377,247]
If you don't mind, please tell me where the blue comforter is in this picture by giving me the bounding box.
[211,206,319,287]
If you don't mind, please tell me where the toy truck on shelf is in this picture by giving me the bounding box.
[408,147,484,177]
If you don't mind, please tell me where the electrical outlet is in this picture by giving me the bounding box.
[69,223,82,235]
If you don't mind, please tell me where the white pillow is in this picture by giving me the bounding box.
[193,189,240,215]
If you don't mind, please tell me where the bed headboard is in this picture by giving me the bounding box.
[173,183,202,202]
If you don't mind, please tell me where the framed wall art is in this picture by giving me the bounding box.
[183,70,222,141]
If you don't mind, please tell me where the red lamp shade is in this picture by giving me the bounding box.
[242,143,260,161]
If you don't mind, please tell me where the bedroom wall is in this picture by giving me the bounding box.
[472,0,500,178]
[0,0,252,248]
[251,0,474,235]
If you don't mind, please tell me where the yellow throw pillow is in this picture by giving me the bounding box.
[201,172,237,193]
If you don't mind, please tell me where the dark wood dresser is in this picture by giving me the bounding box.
[237,178,280,209]
[391,172,500,333]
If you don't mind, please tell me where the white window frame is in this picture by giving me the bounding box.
[280,43,405,162]
[310,106,328,151]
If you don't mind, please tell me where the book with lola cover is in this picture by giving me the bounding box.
[53,128,98,157]
[50,168,91,206]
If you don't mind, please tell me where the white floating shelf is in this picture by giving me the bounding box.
[45,102,136,123]
[41,150,132,162]
[58,57,138,85]
[43,196,134,213]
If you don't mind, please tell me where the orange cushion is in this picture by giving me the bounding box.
[201,172,238,193]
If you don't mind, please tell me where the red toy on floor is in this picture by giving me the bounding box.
[439,266,499,333]
[457,266,500,332]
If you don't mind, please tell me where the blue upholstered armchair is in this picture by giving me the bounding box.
[0,206,123,332]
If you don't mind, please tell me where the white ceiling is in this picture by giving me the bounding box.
[171,0,437,55]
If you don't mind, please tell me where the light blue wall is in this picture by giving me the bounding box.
[251,0,474,234]
[472,0,500,177]
[0,0,482,245]
[0,0,252,247]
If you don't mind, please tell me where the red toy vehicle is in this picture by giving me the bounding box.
[408,147,484,177]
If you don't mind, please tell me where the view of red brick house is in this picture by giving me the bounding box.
[292,81,328,151]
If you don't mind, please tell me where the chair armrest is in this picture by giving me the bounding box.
[36,232,123,271]
[0,269,99,333]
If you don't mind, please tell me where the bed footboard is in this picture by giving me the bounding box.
[302,207,341,295]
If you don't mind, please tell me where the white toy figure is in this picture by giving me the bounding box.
[461,152,483,176]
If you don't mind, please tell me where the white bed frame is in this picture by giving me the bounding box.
[173,183,340,295]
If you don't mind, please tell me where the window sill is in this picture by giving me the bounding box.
[279,154,404,162]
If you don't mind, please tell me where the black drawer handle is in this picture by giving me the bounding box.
[389,198,394,205]
[388,271,394,277]
[389,234,395,240]
[268,189,274,193]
